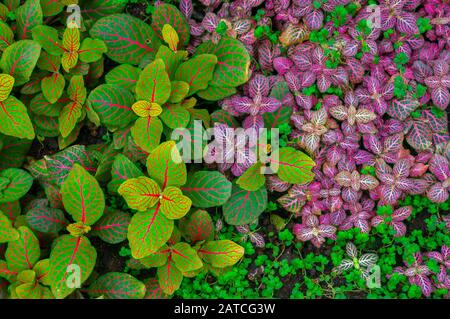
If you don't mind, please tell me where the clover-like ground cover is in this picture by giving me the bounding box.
[0,0,449,299]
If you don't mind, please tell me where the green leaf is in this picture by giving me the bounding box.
[236,162,266,191]
[144,277,169,299]
[157,259,182,295]
[49,235,96,299]
[30,93,65,117]
[87,272,146,299]
[61,164,105,226]
[0,136,31,169]
[160,186,191,219]
[16,0,43,40]
[0,40,41,86]
[41,72,65,104]
[80,0,127,21]
[128,206,174,259]
[79,38,107,63]
[45,145,96,186]
[181,171,232,208]
[155,45,187,78]
[0,168,33,203]
[0,200,21,223]
[168,81,189,103]
[151,3,190,47]
[31,25,64,56]
[91,208,131,244]
[118,176,161,211]
[174,54,217,95]
[146,141,187,188]
[0,96,35,140]
[210,109,239,128]
[131,116,163,153]
[195,36,250,88]
[197,85,237,101]
[5,226,40,272]
[275,147,315,184]
[198,240,244,268]
[172,242,203,272]
[107,154,143,193]
[0,21,14,51]
[223,184,268,225]
[0,210,19,243]
[160,104,190,129]
[59,101,82,138]
[25,199,68,233]
[33,258,51,286]
[88,84,137,130]
[135,58,171,105]
[139,245,170,268]
[89,14,161,65]
[105,64,140,92]
[40,0,64,16]
[61,27,80,72]
[179,210,214,243]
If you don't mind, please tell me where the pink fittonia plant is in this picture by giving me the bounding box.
[424,60,450,110]
[371,206,412,237]
[394,253,434,297]
[293,214,336,248]
[427,154,450,203]
[227,73,282,129]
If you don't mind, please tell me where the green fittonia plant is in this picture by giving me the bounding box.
[0,1,265,299]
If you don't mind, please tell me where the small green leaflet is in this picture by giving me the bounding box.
[135,58,171,105]
[274,147,315,184]
[223,184,268,225]
[5,226,40,272]
[119,176,161,211]
[171,242,203,272]
[107,154,144,194]
[195,36,250,88]
[174,54,217,95]
[159,104,190,129]
[181,171,232,208]
[0,96,35,140]
[91,208,131,244]
[25,199,68,233]
[0,168,33,203]
[128,206,174,259]
[61,164,105,226]
[179,210,215,243]
[198,240,244,268]
[0,210,19,243]
[87,272,146,299]
[236,162,266,191]
[49,235,97,299]
[157,259,183,295]
[105,64,140,92]
[146,141,187,188]
[88,84,137,130]
[131,116,163,153]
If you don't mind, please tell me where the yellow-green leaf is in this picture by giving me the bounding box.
[160,186,191,220]
[0,74,14,101]
[118,176,161,212]
[162,24,179,51]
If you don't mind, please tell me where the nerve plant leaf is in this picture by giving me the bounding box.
[5,226,40,272]
[49,235,97,299]
[61,164,105,226]
[181,171,232,208]
[90,14,161,65]
[198,240,244,268]
[87,272,146,299]
[0,210,19,243]
[0,168,33,203]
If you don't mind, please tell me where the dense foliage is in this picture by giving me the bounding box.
[0,0,448,299]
